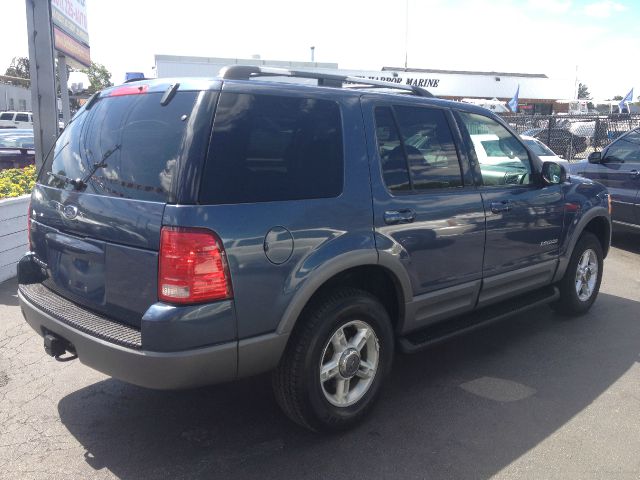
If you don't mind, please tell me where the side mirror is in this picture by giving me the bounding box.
[588,151,602,164]
[541,161,567,185]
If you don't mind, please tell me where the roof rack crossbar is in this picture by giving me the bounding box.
[218,65,434,98]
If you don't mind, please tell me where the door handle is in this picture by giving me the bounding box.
[490,201,512,214]
[630,169,640,178]
[384,209,416,225]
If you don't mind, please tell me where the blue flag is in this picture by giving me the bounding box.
[619,88,633,113]
[508,85,520,113]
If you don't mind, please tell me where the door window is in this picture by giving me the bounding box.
[15,113,29,123]
[374,105,464,193]
[605,130,640,163]
[458,112,533,186]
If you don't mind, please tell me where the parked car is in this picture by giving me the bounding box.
[0,129,35,169]
[0,111,33,129]
[18,69,611,432]
[571,127,640,231]
[522,127,588,159]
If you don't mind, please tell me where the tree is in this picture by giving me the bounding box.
[577,83,591,100]
[612,95,623,101]
[80,62,114,94]
[3,57,30,85]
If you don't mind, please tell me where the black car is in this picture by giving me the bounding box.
[523,127,588,159]
[571,127,640,231]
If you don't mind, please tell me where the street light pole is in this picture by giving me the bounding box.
[404,0,409,69]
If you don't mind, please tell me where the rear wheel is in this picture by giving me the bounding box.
[272,288,394,431]
[552,232,603,315]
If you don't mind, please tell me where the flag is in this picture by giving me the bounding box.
[619,88,633,113]
[508,85,520,113]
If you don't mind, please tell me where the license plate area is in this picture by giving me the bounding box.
[45,232,106,305]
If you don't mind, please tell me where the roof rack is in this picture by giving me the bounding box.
[218,65,434,98]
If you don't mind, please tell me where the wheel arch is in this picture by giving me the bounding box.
[276,261,410,337]
[553,207,611,282]
[582,215,611,258]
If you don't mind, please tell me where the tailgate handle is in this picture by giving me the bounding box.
[384,209,416,225]
[490,201,512,214]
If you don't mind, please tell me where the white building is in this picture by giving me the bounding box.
[0,82,32,112]
[155,54,338,79]
[154,55,574,114]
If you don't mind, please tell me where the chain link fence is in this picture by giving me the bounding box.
[498,113,640,161]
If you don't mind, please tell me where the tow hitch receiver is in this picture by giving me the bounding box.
[44,333,78,362]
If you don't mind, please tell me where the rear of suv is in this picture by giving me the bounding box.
[0,111,33,129]
[18,68,611,431]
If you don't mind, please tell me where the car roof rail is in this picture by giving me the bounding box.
[218,65,435,98]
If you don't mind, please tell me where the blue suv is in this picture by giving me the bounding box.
[18,67,611,431]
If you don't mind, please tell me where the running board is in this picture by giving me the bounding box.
[398,285,560,354]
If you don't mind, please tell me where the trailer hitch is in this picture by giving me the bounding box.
[44,334,78,362]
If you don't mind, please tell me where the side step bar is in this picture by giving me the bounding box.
[398,285,560,354]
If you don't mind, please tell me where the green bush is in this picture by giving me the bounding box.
[0,165,36,199]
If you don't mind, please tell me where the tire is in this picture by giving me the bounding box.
[552,232,603,316]
[272,288,394,432]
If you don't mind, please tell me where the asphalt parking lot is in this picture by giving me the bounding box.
[1,233,639,480]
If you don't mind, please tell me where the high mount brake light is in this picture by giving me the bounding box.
[158,227,233,304]
[108,84,149,97]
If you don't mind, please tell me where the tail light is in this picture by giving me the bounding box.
[27,200,32,250]
[158,227,232,304]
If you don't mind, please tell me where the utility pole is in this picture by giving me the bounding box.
[404,0,409,69]
[57,55,71,125]
[25,0,58,171]
[310,46,315,63]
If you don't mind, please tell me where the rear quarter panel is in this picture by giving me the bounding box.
[163,91,375,339]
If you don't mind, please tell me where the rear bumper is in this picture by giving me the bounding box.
[19,288,238,390]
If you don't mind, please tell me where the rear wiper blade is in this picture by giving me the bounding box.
[46,171,84,189]
[73,144,121,190]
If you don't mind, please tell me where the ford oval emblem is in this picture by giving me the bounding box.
[62,205,79,220]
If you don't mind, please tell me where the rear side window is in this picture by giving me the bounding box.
[41,91,200,202]
[200,92,343,204]
[374,105,463,193]
[15,113,29,122]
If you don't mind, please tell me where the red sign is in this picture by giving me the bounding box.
[53,26,91,68]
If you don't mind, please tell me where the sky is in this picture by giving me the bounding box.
[1,0,637,100]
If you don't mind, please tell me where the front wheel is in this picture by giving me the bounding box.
[272,289,394,431]
[552,232,603,315]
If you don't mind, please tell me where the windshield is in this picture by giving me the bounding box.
[40,91,200,202]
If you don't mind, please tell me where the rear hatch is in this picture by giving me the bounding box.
[29,82,217,327]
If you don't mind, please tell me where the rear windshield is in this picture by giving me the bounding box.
[40,91,200,202]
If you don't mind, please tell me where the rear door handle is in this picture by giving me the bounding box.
[630,169,640,178]
[384,209,416,225]
[490,201,512,214]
